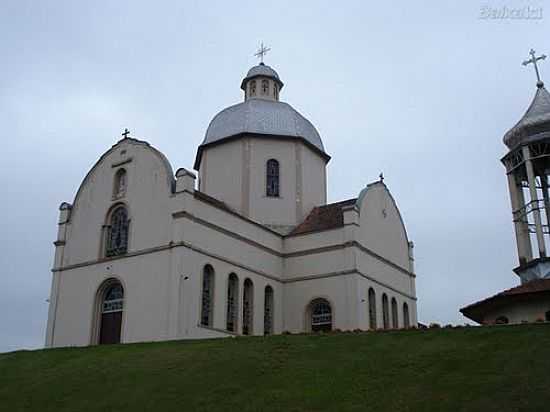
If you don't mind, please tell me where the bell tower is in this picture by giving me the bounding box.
[502,49,550,283]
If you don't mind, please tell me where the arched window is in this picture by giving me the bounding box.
[382,294,389,329]
[495,316,509,324]
[113,168,127,198]
[200,265,214,327]
[309,298,332,332]
[105,206,129,257]
[403,302,410,329]
[250,80,256,96]
[273,84,278,99]
[391,297,398,329]
[98,280,124,344]
[266,159,280,197]
[242,279,254,335]
[368,288,377,329]
[264,285,274,335]
[226,273,239,332]
[262,79,269,94]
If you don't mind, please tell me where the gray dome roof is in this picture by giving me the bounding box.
[194,98,328,169]
[504,85,550,149]
[240,63,284,90]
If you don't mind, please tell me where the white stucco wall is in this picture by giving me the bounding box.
[199,136,327,230]
[46,138,418,348]
[481,297,550,325]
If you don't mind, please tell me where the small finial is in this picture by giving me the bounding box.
[254,42,271,64]
[121,128,130,139]
[379,172,384,182]
[522,49,546,88]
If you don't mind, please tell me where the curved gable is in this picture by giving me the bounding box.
[356,182,411,270]
[70,138,175,216]
[61,138,176,265]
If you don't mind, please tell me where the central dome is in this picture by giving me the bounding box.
[194,63,329,169]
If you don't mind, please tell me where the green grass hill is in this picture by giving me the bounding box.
[2,325,549,412]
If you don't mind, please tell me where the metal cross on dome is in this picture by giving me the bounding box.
[121,128,130,139]
[254,42,271,63]
[523,49,547,87]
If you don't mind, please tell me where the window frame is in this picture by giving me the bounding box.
[266,159,280,197]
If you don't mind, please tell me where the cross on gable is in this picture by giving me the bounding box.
[254,42,271,63]
[121,128,130,139]
[523,49,547,87]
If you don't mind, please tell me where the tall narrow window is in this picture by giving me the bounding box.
[105,206,129,257]
[382,294,389,329]
[98,280,124,345]
[310,298,332,332]
[273,84,278,99]
[261,79,269,95]
[242,279,254,335]
[266,159,280,197]
[403,302,410,328]
[226,273,239,332]
[113,168,127,198]
[368,288,377,329]
[200,265,214,327]
[264,285,274,335]
[250,80,257,96]
[391,297,398,329]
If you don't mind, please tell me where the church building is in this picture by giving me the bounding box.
[45,57,418,347]
[461,50,550,325]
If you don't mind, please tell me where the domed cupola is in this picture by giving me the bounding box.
[503,83,550,150]
[241,62,284,101]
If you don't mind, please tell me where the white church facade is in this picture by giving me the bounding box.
[45,61,418,347]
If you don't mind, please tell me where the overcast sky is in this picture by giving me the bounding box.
[0,1,547,352]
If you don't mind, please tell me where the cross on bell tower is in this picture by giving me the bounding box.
[522,48,547,88]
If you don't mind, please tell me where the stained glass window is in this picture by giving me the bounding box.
[266,159,279,197]
[368,288,377,329]
[106,207,129,257]
[382,294,389,329]
[403,302,410,328]
[311,298,332,332]
[391,297,398,329]
[201,265,214,327]
[102,283,124,313]
[226,273,238,332]
[264,286,274,335]
[242,279,253,335]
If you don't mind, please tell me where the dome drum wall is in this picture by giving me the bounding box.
[199,135,327,231]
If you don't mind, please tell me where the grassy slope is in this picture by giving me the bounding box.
[1,325,549,412]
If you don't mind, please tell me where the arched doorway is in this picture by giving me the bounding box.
[309,298,332,332]
[98,281,124,344]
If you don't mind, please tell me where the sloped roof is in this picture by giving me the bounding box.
[288,199,357,236]
[460,279,550,322]
[503,85,550,149]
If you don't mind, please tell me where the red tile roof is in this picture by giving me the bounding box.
[288,199,357,236]
[460,279,550,322]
